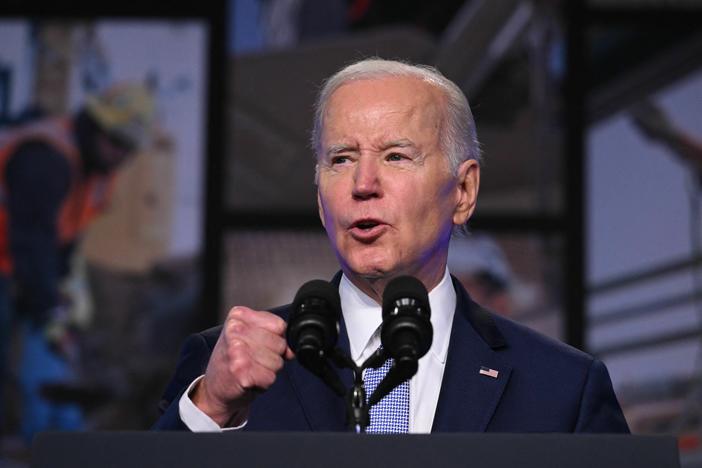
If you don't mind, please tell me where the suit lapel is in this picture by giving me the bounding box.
[285,272,353,431]
[432,277,512,432]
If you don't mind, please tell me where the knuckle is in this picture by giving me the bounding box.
[226,340,246,362]
[229,355,250,377]
[229,306,247,320]
[273,337,287,355]
[273,319,287,335]
[230,320,246,335]
[225,318,246,337]
[232,336,247,350]
[227,306,249,322]
[268,314,285,331]
[230,338,246,348]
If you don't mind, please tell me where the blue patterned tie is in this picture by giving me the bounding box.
[363,354,410,433]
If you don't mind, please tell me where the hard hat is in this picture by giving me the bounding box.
[84,81,156,150]
[448,234,513,288]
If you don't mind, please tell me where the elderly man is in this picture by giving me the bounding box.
[154,59,629,433]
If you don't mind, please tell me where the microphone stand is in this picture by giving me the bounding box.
[329,348,368,433]
[329,347,411,433]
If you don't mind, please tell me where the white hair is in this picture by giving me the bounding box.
[311,58,481,175]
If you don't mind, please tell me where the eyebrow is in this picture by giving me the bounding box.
[381,139,416,150]
[325,139,417,157]
[326,144,357,157]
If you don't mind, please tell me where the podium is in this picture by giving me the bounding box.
[33,432,680,468]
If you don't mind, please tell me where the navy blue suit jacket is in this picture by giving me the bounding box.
[153,275,629,433]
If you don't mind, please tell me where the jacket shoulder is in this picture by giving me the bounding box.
[491,311,593,367]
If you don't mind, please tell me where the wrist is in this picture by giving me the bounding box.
[191,378,249,427]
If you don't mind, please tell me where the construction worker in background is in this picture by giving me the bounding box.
[447,234,514,316]
[0,82,155,442]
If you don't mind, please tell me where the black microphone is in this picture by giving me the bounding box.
[286,279,345,396]
[368,275,432,406]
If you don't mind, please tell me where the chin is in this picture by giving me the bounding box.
[346,252,396,279]
[349,263,387,279]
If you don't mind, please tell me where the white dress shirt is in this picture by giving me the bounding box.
[340,269,455,433]
[179,269,456,433]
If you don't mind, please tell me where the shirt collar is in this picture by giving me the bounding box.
[340,268,456,364]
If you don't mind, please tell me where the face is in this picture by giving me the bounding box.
[317,76,479,294]
[93,131,136,173]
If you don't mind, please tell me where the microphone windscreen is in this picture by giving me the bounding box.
[287,279,346,397]
[292,279,341,315]
[381,275,430,318]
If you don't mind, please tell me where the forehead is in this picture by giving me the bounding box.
[322,76,445,144]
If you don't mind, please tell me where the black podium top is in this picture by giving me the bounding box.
[33,432,680,468]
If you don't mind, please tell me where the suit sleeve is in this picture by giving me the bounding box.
[151,333,213,430]
[574,358,630,433]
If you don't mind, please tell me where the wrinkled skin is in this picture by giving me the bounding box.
[317,76,479,302]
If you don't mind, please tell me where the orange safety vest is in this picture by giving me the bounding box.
[0,117,116,275]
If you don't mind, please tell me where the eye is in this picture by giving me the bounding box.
[386,152,408,162]
[331,155,351,165]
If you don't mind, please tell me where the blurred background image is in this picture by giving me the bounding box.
[0,16,208,463]
[1,0,702,467]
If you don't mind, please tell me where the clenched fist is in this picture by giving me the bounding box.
[191,306,294,427]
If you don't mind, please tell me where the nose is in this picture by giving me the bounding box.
[352,156,382,200]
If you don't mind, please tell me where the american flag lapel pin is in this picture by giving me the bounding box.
[479,366,499,379]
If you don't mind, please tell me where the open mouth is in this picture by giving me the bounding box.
[348,219,386,241]
[353,220,380,231]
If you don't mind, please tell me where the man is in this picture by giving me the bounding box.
[154,59,629,433]
[0,82,154,441]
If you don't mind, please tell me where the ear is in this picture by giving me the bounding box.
[317,189,327,229]
[453,159,480,225]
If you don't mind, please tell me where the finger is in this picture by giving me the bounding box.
[250,346,285,372]
[235,357,277,392]
[284,346,295,360]
[228,306,287,336]
[226,319,289,358]
[240,326,290,356]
